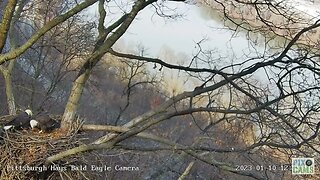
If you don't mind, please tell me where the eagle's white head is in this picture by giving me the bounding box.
[30,120,38,129]
[25,109,33,116]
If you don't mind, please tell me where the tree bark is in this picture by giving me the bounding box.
[61,69,90,130]
[0,0,17,52]
[1,67,16,115]
[0,0,29,115]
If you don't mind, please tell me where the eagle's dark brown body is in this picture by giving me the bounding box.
[34,114,60,132]
[4,110,32,130]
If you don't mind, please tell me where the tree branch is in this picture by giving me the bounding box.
[0,0,99,64]
[47,124,265,179]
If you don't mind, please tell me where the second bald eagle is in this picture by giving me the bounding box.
[30,114,60,133]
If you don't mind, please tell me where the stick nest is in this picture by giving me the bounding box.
[0,117,95,180]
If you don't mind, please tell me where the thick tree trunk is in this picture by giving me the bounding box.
[0,0,25,115]
[0,0,17,52]
[1,68,16,115]
[61,69,90,130]
[61,0,154,130]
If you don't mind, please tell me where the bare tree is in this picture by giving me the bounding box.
[1,0,320,179]
[0,0,98,114]
[61,0,162,129]
[0,0,22,114]
[47,1,320,179]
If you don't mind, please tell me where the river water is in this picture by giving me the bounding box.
[121,1,256,59]
[116,1,266,93]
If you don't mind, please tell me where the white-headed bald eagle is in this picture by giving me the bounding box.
[30,114,60,133]
[4,109,33,130]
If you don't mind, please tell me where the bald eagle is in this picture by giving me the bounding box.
[30,114,60,133]
[3,109,33,130]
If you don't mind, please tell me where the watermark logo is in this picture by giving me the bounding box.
[292,158,314,175]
